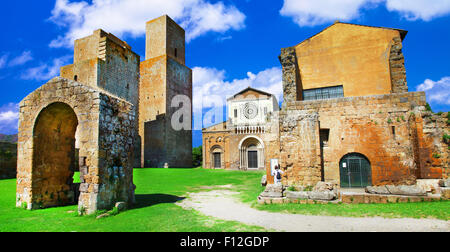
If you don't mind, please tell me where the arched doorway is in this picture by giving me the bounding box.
[32,102,78,208]
[239,136,265,170]
[211,146,223,169]
[339,153,371,188]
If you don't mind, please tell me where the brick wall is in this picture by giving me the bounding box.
[278,92,442,187]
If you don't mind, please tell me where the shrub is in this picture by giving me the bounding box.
[287,186,297,192]
[303,185,313,192]
[192,146,202,167]
[425,103,433,112]
[443,134,450,144]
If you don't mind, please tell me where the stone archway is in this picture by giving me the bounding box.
[239,136,265,170]
[17,77,136,214]
[32,102,78,208]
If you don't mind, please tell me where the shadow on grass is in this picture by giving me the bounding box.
[133,194,186,209]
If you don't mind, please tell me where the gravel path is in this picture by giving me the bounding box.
[176,189,450,232]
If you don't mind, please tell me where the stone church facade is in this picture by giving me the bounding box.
[16,15,192,213]
[204,22,449,189]
[202,87,280,170]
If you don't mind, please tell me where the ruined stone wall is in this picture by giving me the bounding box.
[94,93,136,210]
[412,111,449,179]
[390,37,408,93]
[278,92,430,187]
[98,36,140,107]
[0,142,17,179]
[279,47,302,103]
[17,77,135,214]
[61,29,140,106]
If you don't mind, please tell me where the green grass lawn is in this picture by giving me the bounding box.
[0,168,448,232]
[0,168,267,232]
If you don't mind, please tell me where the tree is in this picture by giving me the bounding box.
[192,146,202,167]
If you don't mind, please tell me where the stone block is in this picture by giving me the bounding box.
[79,183,89,193]
[441,188,450,199]
[286,191,309,199]
[366,186,390,195]
[308,191,336,201]
[351,194,365,204]
[261,175,267,187]
[386,185,427,196]
[260,191,283,198]
[115,202,127,211]
[271,198,284,204]
[313,181,337,192]
[439,179,450,188]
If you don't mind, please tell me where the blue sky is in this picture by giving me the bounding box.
[0,0,449,147]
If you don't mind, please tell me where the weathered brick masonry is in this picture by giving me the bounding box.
[278,92,440,187]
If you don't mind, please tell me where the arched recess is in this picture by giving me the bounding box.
[239,136,265,170]
[210,145,223,169]
[32,102,79,208]
[339,153,372,188]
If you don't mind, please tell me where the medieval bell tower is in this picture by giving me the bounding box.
[139,15,193,168]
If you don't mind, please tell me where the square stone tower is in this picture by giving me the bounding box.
[139,15,193,168]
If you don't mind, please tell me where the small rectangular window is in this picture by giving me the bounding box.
[303,85,344,101]
[234,109,237,118]
[320,129,330,148]
[264,107,267,115]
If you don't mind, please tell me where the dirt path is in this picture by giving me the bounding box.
[176,188,450,232]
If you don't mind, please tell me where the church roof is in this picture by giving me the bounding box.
[227,86,275,101]
[293,21,408,48]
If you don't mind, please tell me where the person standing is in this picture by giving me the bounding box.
[272,164,284,185]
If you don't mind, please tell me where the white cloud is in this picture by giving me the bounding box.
[280,0,371,27]
[416,76,450,106]
[21,55,72,81]
[280,0,450,27]
[192,66,282,128]
[8,51,33,67]
[0,54,8,69]
[0,103,19,134]
[49,0,246,48]
[386,0,450,21]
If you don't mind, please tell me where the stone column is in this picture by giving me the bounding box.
[279,47,302,103]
